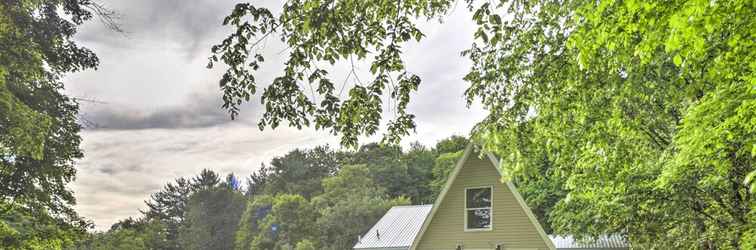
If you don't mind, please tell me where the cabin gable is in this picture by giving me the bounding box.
[413,146,553,250]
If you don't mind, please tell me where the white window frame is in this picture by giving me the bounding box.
[464,185,493,232]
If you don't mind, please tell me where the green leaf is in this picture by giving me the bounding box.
[746,171,756,193]
[673,54,683,66]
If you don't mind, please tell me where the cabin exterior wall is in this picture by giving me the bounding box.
[415,154,550,250]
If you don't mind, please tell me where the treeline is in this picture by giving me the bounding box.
[76,136,473,249]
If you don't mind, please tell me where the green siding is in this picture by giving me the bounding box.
[415,153,550,250]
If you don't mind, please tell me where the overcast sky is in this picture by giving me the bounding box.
[63,0,486,230]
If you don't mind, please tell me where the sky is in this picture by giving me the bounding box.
[64,0,487,230]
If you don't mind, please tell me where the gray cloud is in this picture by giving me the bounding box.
[77,0,240,58]
[66,1,487,231]
[82,89,238,130]
[72,125,342,229]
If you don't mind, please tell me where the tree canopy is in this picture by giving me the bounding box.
[209,0,454,147]
[88,137,461,249]
[0,201,85,249]
[179,184,247,250]
[0,0,108,220]
[1,1,120,248]
[140,169,225,250]
[212,0,754,248]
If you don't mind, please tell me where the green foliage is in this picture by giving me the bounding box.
[313,165,409,249]
[345,142,443,203]
[191,169,222,190]
[434,135,469,155]
[141,180,186,248]
[79,230,147,250]
[429,150,464,200]
[76,218,168,250]
[402,143,436,204]
[428,136,471,200]
[179,186,247,250]
[141,177,191,250]
[141,169,225,249]
[95,137,470,249]
[0,201,84,250]
[236,164,410,250]
[0,0,106,223]
[234,141,450,249]
[510,150,566,234]
[234,196,274,250]
[253,146,342,198]
[214,0,754,248]
[294,239,316,250]
[465,0,754,248]
[250,194,317,250]
[246,139,463,205]
[1,1,115,245]
[742,216,756,249]
[210,1,455,147]
[345,143,426,202]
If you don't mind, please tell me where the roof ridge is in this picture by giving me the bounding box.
[392,204,433,208]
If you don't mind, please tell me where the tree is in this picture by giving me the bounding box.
[210,1,453,147]
[252,146,341,198]
[191,168,222,190]
[214,1,754,248]
[234,195,274,250]
[434,135,469,155]
[345,143,412,199]
[509,150,566,234]
[245,164,270,198]
[250,194,318,250]
[294,239,317,250]
[428,135,470,200]
[0,201,84,249]
[402,142,436,204]
[312,164,409,250]
[76,218,168,250]
[141,169,223,249]
[429,150,464,200]
[141,177,192,250]
[465,1,753,248]
[78,230,147,250]
[179,185,247,250]
[0,0,116,224]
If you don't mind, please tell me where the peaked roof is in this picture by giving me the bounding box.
[354,206,628,250]
[410,143,557,250]
[354,143,629,250]
[354,205,433,250]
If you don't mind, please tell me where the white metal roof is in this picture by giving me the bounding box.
[353,205,432,250]
[549,235,629,249]
[353,204,629,250]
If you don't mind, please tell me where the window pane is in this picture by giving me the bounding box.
[466,209,491,229]
[466,187,491,208]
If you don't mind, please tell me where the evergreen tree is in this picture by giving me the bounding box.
[179,186,247,250]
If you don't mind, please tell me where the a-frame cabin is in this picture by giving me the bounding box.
[354,143,628,250]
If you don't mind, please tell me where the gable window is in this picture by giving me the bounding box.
[465,186,492,231]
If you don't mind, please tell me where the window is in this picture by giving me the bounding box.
[465,186,492,231]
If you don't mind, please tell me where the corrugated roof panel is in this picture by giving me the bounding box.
[353,205,432,250]
[355,206,630,250]
[549,234,629,249]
